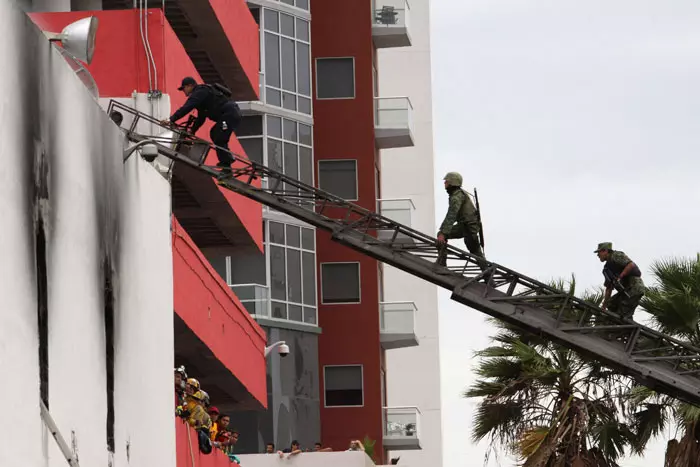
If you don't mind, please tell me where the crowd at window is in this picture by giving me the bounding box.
[174,366,241,465]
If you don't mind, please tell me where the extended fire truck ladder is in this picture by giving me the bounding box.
[110,101,700,406]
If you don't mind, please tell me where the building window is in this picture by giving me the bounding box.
[321,262,360,304]
[318,160,358,200]
[316,58,355,99]
[325,365,363,407]
[263,9,311,114]
[236,116,313,193]
[268,220,317,324]
[274,0,309,10]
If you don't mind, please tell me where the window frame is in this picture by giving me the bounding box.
[320,261,362,305]
[323,364,365,408]
[315,56,356,100]
[317,159,359,202]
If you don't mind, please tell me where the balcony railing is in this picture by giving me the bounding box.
[372,0,412,48]
[380,301,418,349]
[377,198,415,245]
[383,406,421,450]
[374,97,415,149]
[230,283,270,318]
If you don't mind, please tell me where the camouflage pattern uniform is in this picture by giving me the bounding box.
[598,243,645,318]
[436,172,487,269]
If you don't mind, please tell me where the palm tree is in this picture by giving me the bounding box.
[626,255,700,466]
[464,276,635,466]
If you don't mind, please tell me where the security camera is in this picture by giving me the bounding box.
[141,143,159,162]
[278,343,290,358]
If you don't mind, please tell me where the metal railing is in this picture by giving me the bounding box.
[384,406,421,440]
[374,97,414,134]
[372,0,410,31]
[231,283,270,318]
[380,301,417,335]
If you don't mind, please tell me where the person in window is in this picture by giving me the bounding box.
[346,440,365,452]
[162,77,242,171]
[265,442,275,454]
[314,442,332,452]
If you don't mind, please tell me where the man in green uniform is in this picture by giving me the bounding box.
[436,172,487,273]
[594,242,646,319]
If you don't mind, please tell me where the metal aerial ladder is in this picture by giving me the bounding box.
[109,101,700,405]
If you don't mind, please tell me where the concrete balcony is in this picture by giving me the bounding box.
[376,198,415,245]
[374,97,414,149]
[383,406,422,450]
[237,452,375,467]
[372,0,412,48]
[231,283,270,318]
[380,301,418,349]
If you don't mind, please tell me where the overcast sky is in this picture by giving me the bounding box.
[431,1,700,465]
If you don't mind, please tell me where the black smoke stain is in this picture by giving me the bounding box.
[103,258,115,454]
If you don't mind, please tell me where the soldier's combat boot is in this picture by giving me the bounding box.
[435,245,448,267]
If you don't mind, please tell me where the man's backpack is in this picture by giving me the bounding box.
[206,83,241,120]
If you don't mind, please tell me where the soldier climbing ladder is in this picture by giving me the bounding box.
[110,101,700,406]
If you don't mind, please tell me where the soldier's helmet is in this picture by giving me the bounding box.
[443,172,463,187]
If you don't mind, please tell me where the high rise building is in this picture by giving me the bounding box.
[8,0,442,466]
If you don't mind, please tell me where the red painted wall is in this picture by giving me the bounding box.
[29,10,264,252]
[173,219,267,408]
[210,0,261,94]
[176,419,239,467]
[310,0,384,461]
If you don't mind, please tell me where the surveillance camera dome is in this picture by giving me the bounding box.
[278,343,290,357]
[141,143,159,162]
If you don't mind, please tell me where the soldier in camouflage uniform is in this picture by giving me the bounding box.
[436,172,487,273]
[595,242,645,319]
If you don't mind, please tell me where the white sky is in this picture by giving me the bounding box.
[431,1,700,465]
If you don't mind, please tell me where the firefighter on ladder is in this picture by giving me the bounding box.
[436,172,489,278]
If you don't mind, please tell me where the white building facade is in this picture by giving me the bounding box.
[376,0,444,466]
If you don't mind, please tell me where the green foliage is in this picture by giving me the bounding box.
[464,275,634,465]
[362,435,376,460]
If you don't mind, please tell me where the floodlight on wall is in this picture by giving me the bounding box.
[46,16,98,65]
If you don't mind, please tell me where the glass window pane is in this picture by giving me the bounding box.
[301,228,315,251]
[283,119,298,142]
[281,38,296,92]
[299,147,312,187]
[284,143,298,179]
[249,7,260,25]
[280,13,294,37]
[288,304,303,322]
[280,0,294,5]
[264,33,280,87]
[267,116,282,138]
[318,160,358,200]
[325,366,363,406]
[271,301,287,319]
[263,9,279,32]
[298,97,311,115]
[240,138,263,165]
[303,251,316,305]
[297,42,310,96]
[316,58,355,99]
[269,221,285,244]
[282,92,297,111]
[287,249,302,304]
[299,124,312,146]
[296,18,309,41]
[296,0,309,10]
[237,116,263,137]
[286,225,301,247]
[303,307,316,325]
[266,88,281,107]
[270,245,287,301]
[321,263,360,304]
[268,139,283,174]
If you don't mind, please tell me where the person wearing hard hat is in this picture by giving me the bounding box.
[594,242,645,319]
[436,172,488,274]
